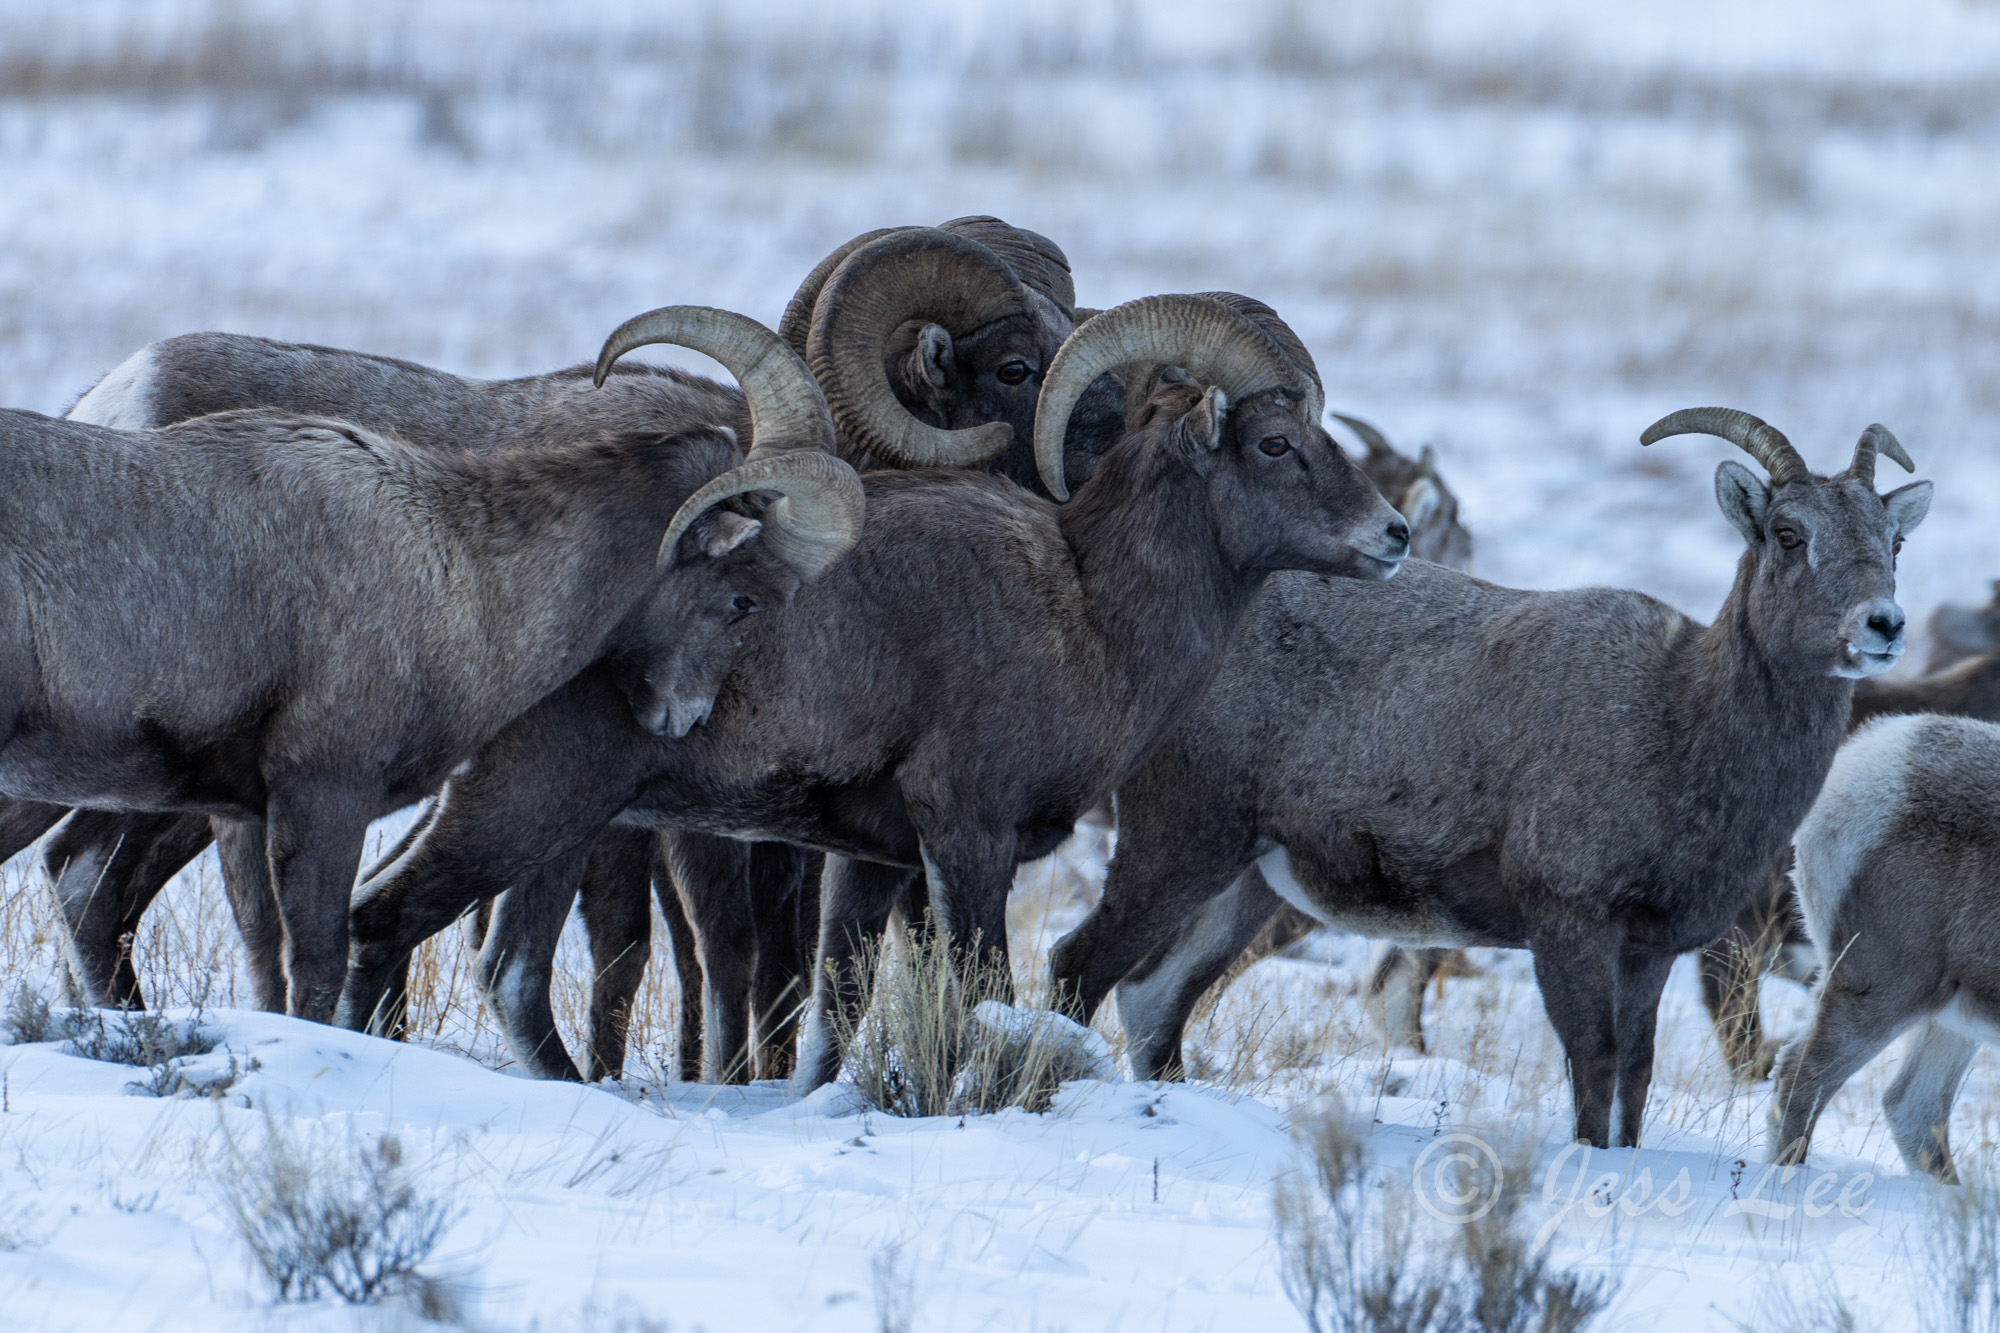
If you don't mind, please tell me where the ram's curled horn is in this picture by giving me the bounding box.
[1639,406,1812,486]
[778,227,907,358]
[1848,423,1914,488]
[594,305,835,460]
[658,452,865,580]
[1195,292,1324,419]
[1031,293,1315,502]
[806,227,1031,469]
[1331,412,1398,460]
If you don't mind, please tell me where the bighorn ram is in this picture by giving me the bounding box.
[485,216,1129,1083]
[335,293,1413,1093]
[1051,411,1930,1148]
[0,310,861,1023]
[1773,713,2000,1181]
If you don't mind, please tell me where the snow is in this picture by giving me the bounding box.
[3,1,1998,1327]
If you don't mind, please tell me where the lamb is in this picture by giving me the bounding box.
[1773,713,2000,1180]
[1050,410,1930,1148]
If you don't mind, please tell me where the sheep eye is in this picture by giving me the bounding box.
[996,360,1031,386]
[1775,528,1801,550]
[1258,436,1291,457]
[729,594,758,618]
[1893,537,1904,557]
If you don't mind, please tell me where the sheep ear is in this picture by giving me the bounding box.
[1401,477,1443,533]
[1176,386,1229,461]
[1884,480,1933,537]
[916,324,954,390]
[701,512,763,560]
[1715,460,1769,544]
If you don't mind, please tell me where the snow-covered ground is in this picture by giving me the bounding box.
[3,2,1999,1328]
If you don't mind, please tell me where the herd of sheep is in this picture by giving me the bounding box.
[2,215,1997,1183]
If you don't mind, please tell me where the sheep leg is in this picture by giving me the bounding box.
[1363,945,1432,1054]
[0,798,66,868]
[211,814,288,1013]
[264,787,374,1023]
[44,811,172,1007]
[575,826,656,1083]
[475,850,590,1081]
[795,856,917,1091]
[80,813,214,1008]
[1768,982,1908,1167]
[1112,867,1285,1080]
[1529,919,1621,1147]
[662,831,758,1084]
[650,839,705,1082]
[917,833,1017,996]
[1881,1019,1978,1182]
[1048,838,1254,1028]
[749,844,819,1081]
[1611,947,1677,1147]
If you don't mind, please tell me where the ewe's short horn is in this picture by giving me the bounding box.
[659,452,865,581]
[778,227,907,358]
[1031,293,1314,501]
[806,227,1031,470]
[1639,407,1811,486]
[1331,412,1398,460]
[1848,423,1914,488]
[594,305,835,460]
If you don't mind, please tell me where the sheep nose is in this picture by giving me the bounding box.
[1866,605,1905,642]
[1385,516,1411,556]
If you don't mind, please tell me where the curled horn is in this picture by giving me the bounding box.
[657,453,864,580]
[594,306,862,579]
[1331,412,1398,460]
[778,227,907,358]
[1848,423,1914,488]
[1031,294,1314,501]
[1639,407,1811,486]
[595,305,834,460]
[806,227,1031,469]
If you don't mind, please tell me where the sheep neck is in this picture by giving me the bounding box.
[1057,436,1256,781]
[1669,552,1857,878]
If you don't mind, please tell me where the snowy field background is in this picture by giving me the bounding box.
[3,1,2000,1329]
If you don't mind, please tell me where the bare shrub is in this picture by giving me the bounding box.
[219,1118,459,1315]
[1274,1103,1616,1333]
[3,982,54,1044]
[832,928,1107,1118]
[60,1006,215,1067]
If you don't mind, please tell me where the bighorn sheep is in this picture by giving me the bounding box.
[335,293,1413,1094]
[1050,411,1930,1148]
[483,215,1127,1083]
[0,309,860,1023]
[1773,713,2000,1180]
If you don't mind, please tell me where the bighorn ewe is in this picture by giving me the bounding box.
[1773,713,2000,1181]
[0,310,860,1022]
[335,293,1413,1093]
[1051,411,1930,1148]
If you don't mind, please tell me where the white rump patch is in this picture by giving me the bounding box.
[1792,714,1924,951]
[67,345,161,429]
